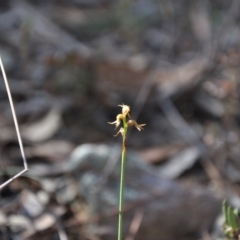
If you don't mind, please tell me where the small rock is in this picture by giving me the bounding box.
[21,191,45,217]
[8,215,30,232]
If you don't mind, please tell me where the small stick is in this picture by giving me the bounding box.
[0,56,28,190]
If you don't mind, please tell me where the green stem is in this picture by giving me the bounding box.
[118,118,128,240]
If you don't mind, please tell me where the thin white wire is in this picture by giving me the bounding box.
[0,55,28,190]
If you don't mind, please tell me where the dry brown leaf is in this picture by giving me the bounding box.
[138,144,185,164]
[21,109,61,142]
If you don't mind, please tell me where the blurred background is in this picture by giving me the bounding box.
[1,0,240,239]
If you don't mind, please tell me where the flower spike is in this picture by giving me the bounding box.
[107,103,146,240]
[108,104,146,134]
